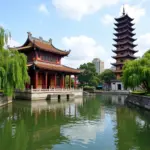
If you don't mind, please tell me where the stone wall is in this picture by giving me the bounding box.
[126,94,150,110]
[0,94,12,107]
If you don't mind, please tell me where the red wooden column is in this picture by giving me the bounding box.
[45,72,48,89]
[74,75,77,88]
[35,71,38,89]
[69,75,71,89]
[54,74,57,88]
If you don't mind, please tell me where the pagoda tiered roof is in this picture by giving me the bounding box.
[113,35,136,42]
[114,25,135,32]
[111,62,124,66]
[114,19,134,26]
[114,30,135,36]
[112,54,137,59]
[114,21,134,28]
[11,32,70,56]
[115,14,134,22]
[112,48,138,54]
[113,41,137,48]
[114,20,134,27]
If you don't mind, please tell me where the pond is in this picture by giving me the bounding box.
[0,94,150,150]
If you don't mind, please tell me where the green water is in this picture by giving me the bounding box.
[0,95,150,150]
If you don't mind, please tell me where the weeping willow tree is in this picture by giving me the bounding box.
[122,50,150,92]
[0,27,29,96]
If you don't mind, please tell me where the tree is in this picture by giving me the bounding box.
[0,27,29,96]
[65,75,74,87]
[122,49,150,92]
[99,69,116,85]
[78,62,99,87]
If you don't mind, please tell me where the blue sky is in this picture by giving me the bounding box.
[0,0,150,68]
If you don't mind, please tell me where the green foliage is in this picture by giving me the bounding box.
[78,62,99,87]
[122,49,150,92]
[65,75,74,87]
[99,69,116,84]
[131,91,146,95]
[83,86,95,91]
[0,27,29,96]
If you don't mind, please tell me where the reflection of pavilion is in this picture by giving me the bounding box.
[13,97,83,114]
[0,96,107,149]
[0,100,84,150]
[111,95,127,105]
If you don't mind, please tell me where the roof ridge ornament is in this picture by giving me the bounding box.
[39,36,43,41]
[27,32,32,37]
[123,5,125,15]
[49,38,52,44]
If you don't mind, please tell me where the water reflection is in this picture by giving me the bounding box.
[115,104,150,150]
[0,95,150,150]
[61,98,106,145]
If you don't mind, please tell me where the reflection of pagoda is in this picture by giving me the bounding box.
[111,7,138,90]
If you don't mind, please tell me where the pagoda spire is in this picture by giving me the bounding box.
[123,5,125,15]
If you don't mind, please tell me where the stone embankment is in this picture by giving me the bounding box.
[94,90,129,95]
[125,94,150,110]
[15,88,83,101]
[0,94,12,107]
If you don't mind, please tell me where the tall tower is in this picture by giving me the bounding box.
[111,7,138,80]
[92,58,104,74]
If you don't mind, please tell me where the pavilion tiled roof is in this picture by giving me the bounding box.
[12,32,70,56]
[32,38,70,56]
[30,61,81,74]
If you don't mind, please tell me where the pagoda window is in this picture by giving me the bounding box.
[45,56,47,61]
[120,59,124,62]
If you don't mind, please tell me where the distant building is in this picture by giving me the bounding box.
[92,58,104,74]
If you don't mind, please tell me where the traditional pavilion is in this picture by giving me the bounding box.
[111,7,138,90]
[13,32,81,89]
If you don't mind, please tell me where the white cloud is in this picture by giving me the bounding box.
[61,120,106,144]
[101,14,114,25]
[119,4,145,23]
[61,35,112,69]
[102,4,145,25]
[136,33,150,57]
[38,4,49,15]
[8,38,20,47]
[52,0,120,20]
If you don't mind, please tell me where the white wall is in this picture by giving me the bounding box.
[111,82,124,91]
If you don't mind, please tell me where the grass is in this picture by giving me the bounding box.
[131,90,150,96]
